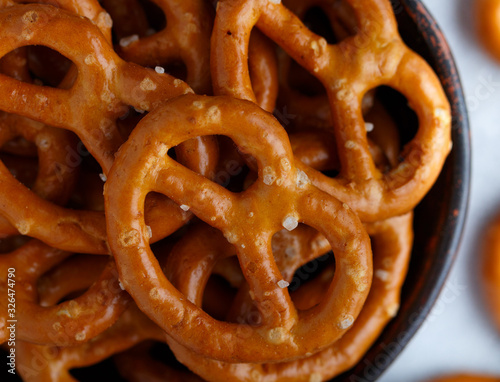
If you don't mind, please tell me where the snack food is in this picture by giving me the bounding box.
[0,0,452,380]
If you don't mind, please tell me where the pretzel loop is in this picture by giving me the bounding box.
[0,4,192,173]
[105,94,372,363]
[213,0,451,221]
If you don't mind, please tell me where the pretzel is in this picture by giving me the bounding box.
[425,375,500,382]
[169,212,412,381]
[105,94,372,363]
[0,4,192,173]
[277,0,375,131]
[0,240,129,346]
[0,5,221,252]
[212,0,451,222]
[114,0,213,94]
[17,304,164,382]
[166,110,411,380]
[482,211,500,333]
[477,0,500,62]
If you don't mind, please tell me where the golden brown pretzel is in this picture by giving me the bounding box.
[0,5,220,253]
[212,0,451,222]
[0,240,129,346]
[169,212,413,382]
[482,211,500,333]
[0,4,192,173]
[16,304,164,382]
[477,0,500,62]
[105,94,372,363]
[115,0,213,94]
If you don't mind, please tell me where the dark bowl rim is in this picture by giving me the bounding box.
[336,0,471,381]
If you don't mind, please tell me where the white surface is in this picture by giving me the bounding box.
[380,1,500,381]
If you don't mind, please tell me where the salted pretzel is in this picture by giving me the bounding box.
[0,113,79,233]
[112,0,213,94]
[0,240,129,346]
[212,0,451,222]
[277,0,374,131]
[0,5,221,252]
[0,4,193,173]
[166,104,412,381]
[482,211,500,333]
[425,375,500,382]
[477,0,500,62]
[105,94,372,363]
[17,304,165,382]
[168,212,412,382]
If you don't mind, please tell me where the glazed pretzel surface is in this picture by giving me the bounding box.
[169,212,413,382]
[212,0,451,222]
[0,4,192,173]
[105,94,372,363]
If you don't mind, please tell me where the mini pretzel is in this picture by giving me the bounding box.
[168,213,413,382]
[0,113,79,236]
[105,94,372,363]
[115,0,213,94]
[212,0,451,222]
[16,304,164,382]
[0,4,192,174]
[482,211,500,333]
[477,0,500,62]
[0,6,220,252]
[0,240,129,346]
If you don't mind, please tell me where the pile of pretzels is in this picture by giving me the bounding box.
[0,0,452,381]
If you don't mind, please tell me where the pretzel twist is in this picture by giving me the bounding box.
[16,305,164,382]
[0,240,129,346]
[169,212,412,382]
[212,0,451,222]
[165,103,412,381]
[0,5,220,252]
[105,94,372,363]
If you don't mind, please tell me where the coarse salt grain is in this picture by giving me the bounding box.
[282,216,298,231]
[119,34,139,47]
[277,280,289,288]
[155,66,165,74]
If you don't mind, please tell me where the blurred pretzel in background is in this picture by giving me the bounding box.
[477,0,500,62]
[0,0,453,381]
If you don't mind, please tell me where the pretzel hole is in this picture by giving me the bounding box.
[156,60,187,83]
[70,357,123,381]
[365,86,418,166]
[0,236,30,253]
[302,1,357,45]
[0,153,38,191]
[26,46,74,88]
[202,275,238,320]
[137,0,167,34]
[141,341,197,375]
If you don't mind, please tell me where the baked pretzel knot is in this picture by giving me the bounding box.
[212,0,451,222]
[105,94,372,363]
